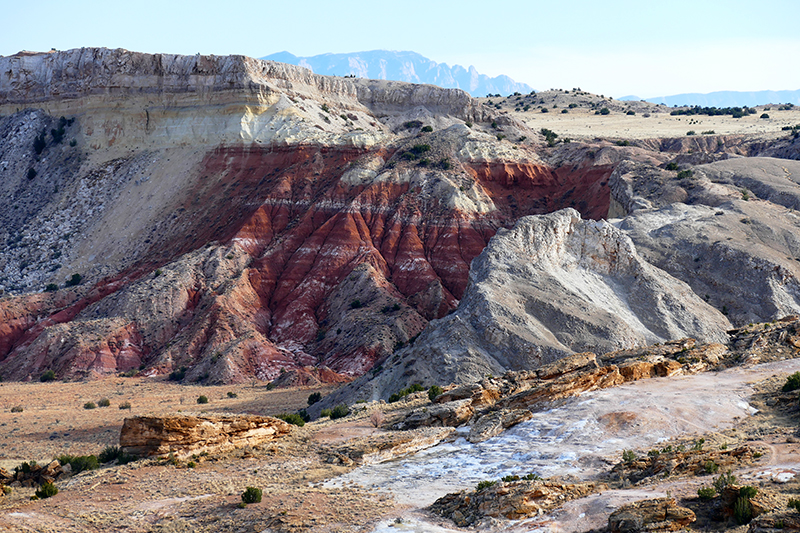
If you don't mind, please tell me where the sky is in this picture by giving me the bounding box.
[2,0,799,98]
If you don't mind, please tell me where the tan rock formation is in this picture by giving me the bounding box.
[119,414,292,458]
[608,498,696,533]
[430,479,606,526]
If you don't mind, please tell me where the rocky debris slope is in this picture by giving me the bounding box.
[0,48,619,383]
[0,460,66,488]
[119,414,292,458]
[322,208,731,403]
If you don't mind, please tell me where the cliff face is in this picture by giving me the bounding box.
[0,48,613,382]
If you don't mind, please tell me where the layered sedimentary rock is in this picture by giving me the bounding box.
[119,415,292,458]
[0,48,615,382]
[324,208,731,402]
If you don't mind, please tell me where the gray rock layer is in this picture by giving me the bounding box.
[324,208,731,405]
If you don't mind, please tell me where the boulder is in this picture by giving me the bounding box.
[468,409,533,443]
[399,399,474,429]
[608,498,696,533]
[120,415,292,458]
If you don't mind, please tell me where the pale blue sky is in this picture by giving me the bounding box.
[3,0,798,97]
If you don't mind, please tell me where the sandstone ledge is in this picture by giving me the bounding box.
[120,414,292,458]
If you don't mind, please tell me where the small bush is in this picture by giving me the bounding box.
[98,445,136,465]
[622,450,636,463]
[65,273,82,287]
[330,404,349,419]
[740,486,758,499]
[307,392,322,406]
[370,410,385,428]
[197,395,209,404]
[789,498,800,512]
[783,372,800,392]
[119,401,132,410]
[277,413,305,426]
[615,140,630,146]
[10,406,23,413]
[600,107,610,115]
[713,470,736,492]
[421,125,433,132]
[350,299,362,309]
[57,454,99,474]
[35,482,58,499]
[45,283,59,292]
[476,480,497,491]
[98,398,110,407]
[242,486,262,504]
[227,391,238,398]
[741,189,750,201]
[40,370,56,382]
[187,461,196,468]
[704,460,719,474]
[626,110,636,115]
[735,495,753,525]
[27,168,37,180]
[169,367,186,381]
[677,170,694,180]
[523,473,541,481]
[698,487,716,500]
[320,408,332,418]
[402,120,423,129]
[428,385,443,402]
[761,113,770,119]
[83,401,97,410]
[665,162,679,171]
[501,474,520,482]
[686,130,696,136]
[33,131,47,155]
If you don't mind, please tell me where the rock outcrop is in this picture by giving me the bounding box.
[608,498,696,533]
[430,479,606,526]
[119,414,292,458]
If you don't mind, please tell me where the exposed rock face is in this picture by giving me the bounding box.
[322,427,455,466]
[608,498,696,533]
[119,415,292,458]
[327,208,731,401]
[0,48,615,382]
[430,479,606,526]
[611,157,800,326]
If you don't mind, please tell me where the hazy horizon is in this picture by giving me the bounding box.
[2,0,798,97]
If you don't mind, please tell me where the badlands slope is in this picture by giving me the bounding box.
[1,48,800,389]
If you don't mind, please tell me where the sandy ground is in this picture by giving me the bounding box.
[480,93,800,140]
[0,377,338,469]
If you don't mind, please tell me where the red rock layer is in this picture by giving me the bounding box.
[0,144,613,381]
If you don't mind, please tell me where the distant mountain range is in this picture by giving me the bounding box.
[262,50,533,98]
[620,90,800,107]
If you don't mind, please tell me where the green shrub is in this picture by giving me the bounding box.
[740,486,758,499]
[665,162,679,171]
[704,460,719,474]
[476,480,497,491]
[600,107,610,115]
[541,108,549,113]
[388,383,426,403]
[27,168,37,180]
[428,385,443,402]
[713,470,736,492]
[227,391,238,398]
[40,370,56,382]
[698,487,716,500]
[307,392,322,406]
[402,120,423,129]
[10,406,23,413]
[523,473,541,481]
[35,482,58,499]
[686,130,696,136]
[83,401,97,410]
[501,475,520,482]
[622,450,636,463]
[187,461,196,468]
[421,125,433,132]
[615,140,630,146]
[98,445,136,465]
[350,299,362,309]
[330,404,350,419]
[169,367,186,381]
[626,110,636,115]
[761,113,770,119]
[320,408,332,418]
[783,371,800,392]
[33,131,47,155]
[277,413,305,427]
[57,454,99,474]
[119,401,132,410]
[677,170,694,180]
[741,189,750,201]
[197,395,209,404]
[242,486,262,504]
[65,273,82,287]
[788,499,800,512]
[409,144,431,155]
[45,283,58,292]
[734,495,753,525]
